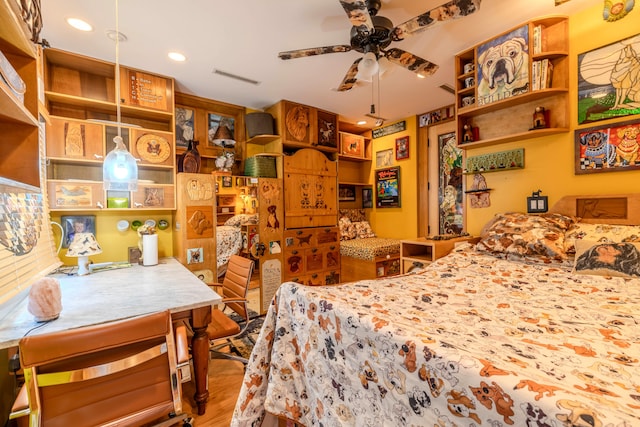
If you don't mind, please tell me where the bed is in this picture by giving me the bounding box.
[216,214,257,276]
[231,194,640,426]
[339,209,401,281]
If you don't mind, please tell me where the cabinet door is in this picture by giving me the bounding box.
[46,117,104,160]
[282,100,314,146]
[48,181,105,210]
[131,184,175,209]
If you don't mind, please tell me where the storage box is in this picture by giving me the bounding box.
[244,155,277,178]
[0,50,26,103]
[246,112,275,137]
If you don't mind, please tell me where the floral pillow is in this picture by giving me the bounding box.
[339,216,356,240]
[476,212,578,261]
[573,239,640,278]
[564,223,640,254]
[339,209,367,223]
[352,221,376,239]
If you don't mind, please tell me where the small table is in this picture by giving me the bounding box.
[0,257,220,416]
[400,236,479,273]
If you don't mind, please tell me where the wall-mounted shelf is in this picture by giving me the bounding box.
[246,134,279,145]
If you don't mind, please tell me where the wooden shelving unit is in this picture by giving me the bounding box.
[455,16,569,149]
[400,237,479,273]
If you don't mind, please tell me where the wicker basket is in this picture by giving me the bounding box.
[244,155,277,178]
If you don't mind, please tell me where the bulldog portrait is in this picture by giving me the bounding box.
[477,36,529,103]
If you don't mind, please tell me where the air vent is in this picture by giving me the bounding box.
[212,69,260,85]
[439,84,455,94]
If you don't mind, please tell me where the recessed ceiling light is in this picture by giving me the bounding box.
[168,52,186,62]
[417,73,426,79]
[357,120,367,125]
[67,18,93,32]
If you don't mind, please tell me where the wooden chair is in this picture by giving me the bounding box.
[206,254,255,365]
[10,310,192,427]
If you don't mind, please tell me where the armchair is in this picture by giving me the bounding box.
[10,310,192,427]
[206,255,255,364]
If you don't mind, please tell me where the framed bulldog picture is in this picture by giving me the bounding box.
[476,25,530,107]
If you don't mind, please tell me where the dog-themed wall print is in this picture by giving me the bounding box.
[477,25,530,107]
[186,247,203,264]
[575,118,640,174]
[578,33,640,124]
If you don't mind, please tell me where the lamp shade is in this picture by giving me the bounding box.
[358,52,379,79]
[211,118,236,148]
[103,136,138,191]
[66,233,102,276]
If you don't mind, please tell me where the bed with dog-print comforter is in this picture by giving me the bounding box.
[231,244,640,426]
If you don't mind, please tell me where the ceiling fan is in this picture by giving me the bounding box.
[278,0,482,92]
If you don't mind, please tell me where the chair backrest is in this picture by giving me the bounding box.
[221,255,254,320]
[19,310,182,427]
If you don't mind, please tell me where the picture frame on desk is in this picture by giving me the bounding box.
[575,118,640,174]
[61,215,96,248]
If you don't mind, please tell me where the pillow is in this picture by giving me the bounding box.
[352,221,376,239]
[223,214,258,227]
[573,240,640,278]
[564,223,640,254]
[477,212,578,260]
[339,209,366,223]
[339,216,356,241]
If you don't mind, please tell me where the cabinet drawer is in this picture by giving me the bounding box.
[48,180,105,210]
[317,227,339,245]
[284,229,317,248]
[46,117,104,160]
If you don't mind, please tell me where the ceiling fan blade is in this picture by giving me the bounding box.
[337,58,362,92]
[278,45,353,60]
[391,0,481,41]
[338,0,374,32]
[385,48,439,77]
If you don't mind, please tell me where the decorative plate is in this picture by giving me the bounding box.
[136,134,171,164]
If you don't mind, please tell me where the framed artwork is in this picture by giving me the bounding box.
[222,176,233,187]
[476,25,529,107]
[575,118,640,174]
[340,133,364,158]
[375,167,400,208]
[395,136,409,160]
[578,33,640,124]
[438,132,464,234]
[175,106,195,148]
[207,113,235,148]
[338,185,356,202]
[317,109,338,148]
[362,187,373,208]
[375,148,393,168]
[61,215,96,248]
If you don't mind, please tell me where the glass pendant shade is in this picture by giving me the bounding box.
[358,52,379,79]
[103,135,138,191]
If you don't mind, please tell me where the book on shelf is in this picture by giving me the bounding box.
[532,60,540,91]
[533,25,542,54]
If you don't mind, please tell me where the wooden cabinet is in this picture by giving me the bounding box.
[266,100,338,154]
[0,1,40,190]
[455,16,569,149]
[42,48,176,210]
[338,131,372,189]
[283,227,340,285]
[400,236,479,273]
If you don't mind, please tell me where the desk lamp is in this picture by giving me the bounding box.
[66,233,102,275]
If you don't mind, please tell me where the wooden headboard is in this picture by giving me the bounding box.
[549,194,640,225]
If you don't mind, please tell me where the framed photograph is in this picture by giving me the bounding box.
[375,167,400,208]
[61,215,96,248]
[395,136,409,160]
[362,187,373,208]
[575,118,640,174]
[438,132,464,234]
[222,175,233,187]
[175,106,195,148]
[376,148,393,168]
[207,113,235,148]
[578,33,640,124]
[338,185,356,202]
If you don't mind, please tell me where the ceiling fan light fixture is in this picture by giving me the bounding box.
[358,52,379,78]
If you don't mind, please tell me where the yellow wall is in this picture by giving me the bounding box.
[368,116,419,239]
[463,4,640,235]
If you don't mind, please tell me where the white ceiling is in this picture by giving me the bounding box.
[40,0,598,129]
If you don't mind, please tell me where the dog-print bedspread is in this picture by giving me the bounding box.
[232,245,640,426]
[217,225,242,271]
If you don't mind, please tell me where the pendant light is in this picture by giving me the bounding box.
[103,0,138,191]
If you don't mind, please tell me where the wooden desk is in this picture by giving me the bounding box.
[0,258,220,416]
